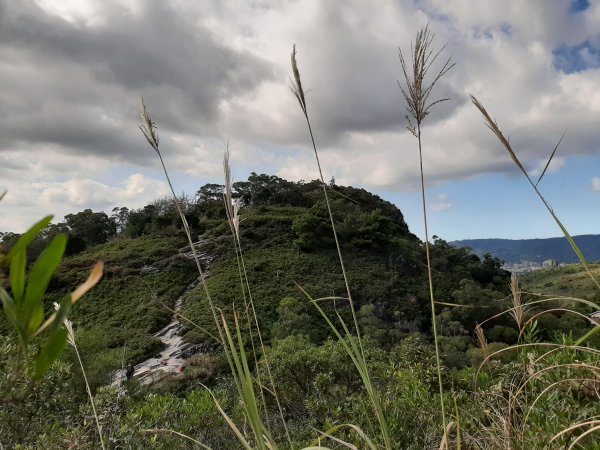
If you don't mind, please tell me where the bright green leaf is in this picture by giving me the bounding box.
[23,233,67,326]
[0,288,18,329]
[9,249,26,305]
[49,295,72,335]
[7,215,53,260]
[34,326,68,379]
[27,305,45,335]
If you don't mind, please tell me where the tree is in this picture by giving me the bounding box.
[110,207,130,235]
[196,183,224,203]
[65,209,116,247]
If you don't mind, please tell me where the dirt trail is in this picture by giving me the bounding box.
[113,240,218,386]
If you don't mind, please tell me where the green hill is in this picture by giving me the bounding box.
[1,175,511,373]
[520,263,600,301]
[1,175,516,373]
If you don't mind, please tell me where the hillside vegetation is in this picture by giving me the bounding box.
[520,263,600,301]
[2,173,599,448]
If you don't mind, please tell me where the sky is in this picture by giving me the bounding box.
[0,0,599,241]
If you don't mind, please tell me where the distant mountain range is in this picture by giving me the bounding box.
[451,234,600,264]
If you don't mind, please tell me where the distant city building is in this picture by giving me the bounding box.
[502,260,544,274]
[542,259,559,269]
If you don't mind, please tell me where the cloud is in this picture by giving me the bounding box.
[1,173,169,232]
[529,156,566,178]
[0,1,274,163]
[431,194,453,212]
[1,0,600,230]
[593,176,600,192]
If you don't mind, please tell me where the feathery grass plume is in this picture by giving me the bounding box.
[475,323,490,363]
[64,318,106,450]
[398,24,455,136]
[138,99,225,346]
[510,275,527,333]
[398,24,454,436]
[223,150,291,446]
[290,46,391,448]
[470,95,600,295]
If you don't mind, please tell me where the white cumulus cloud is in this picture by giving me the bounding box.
[431,194,453,212]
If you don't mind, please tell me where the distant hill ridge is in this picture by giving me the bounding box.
[451,234,600,264]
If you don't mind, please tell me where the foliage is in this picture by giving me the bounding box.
[521,263,600,301]
[1,174,594,449]
[0,336,79,446]
[65,209,117,249]
[0,216,101,386]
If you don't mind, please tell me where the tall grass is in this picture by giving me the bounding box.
[469,96,600,447]
[470,96,600,293]
[291,45,391,449]
[140,102,273,448]
[139,99,225,347]
[398,24,454,439]
[64,318,106,450]
[223,150,292,446]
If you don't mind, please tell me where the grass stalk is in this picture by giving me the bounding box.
[223,150,292,446]
[290,46,391,448]
[140,100,269,446]
[470,95,600,347]
[221,307,273,449]
[139,98,228,348]
[65,319,106,450]
[398,24,455,436]
[469,96,600,292]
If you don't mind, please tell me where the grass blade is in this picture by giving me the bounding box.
[535,128,567,187]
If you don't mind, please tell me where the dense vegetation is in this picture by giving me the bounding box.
[2,173,599,449]
[452,235,600,264]
[521,263,600,301]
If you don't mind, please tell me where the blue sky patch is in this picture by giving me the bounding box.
[569,0,590,13]
[553,39,600,73]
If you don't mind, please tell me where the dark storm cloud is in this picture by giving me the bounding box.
[0,1,275,161]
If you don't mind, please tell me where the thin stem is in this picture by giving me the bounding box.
[291,44,391,447]
[235,235,292,445]
[155,151,226,348]
[73,340,106,450]
[302,110,391,449]
[417,124,447,435]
